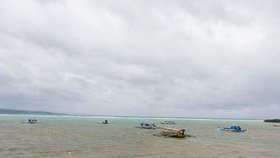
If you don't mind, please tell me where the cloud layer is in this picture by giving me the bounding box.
[1,0,280,118]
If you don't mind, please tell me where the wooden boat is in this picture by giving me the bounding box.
[158,128,186,138]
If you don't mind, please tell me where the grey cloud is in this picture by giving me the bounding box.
[0,0,280,118]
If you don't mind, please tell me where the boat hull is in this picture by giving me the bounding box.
[220,129,246,132]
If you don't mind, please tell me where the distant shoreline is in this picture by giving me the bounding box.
[0,109,66,116]
[0,109,270,121]
[0,114,263,122]
[264,119,280,123]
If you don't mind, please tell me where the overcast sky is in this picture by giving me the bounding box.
[0,0,280,118]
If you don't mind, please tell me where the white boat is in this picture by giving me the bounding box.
[160,121,175,125]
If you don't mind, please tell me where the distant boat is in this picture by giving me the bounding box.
[218,126,246,132]
[102,120,108,124]
[160,121,175,125]
[21,118,41,124]
[135,123,157,129]
[155,128,187,138]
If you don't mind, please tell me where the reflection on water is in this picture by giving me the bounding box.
[0,115,279,158]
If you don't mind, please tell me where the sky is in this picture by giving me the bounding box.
[0,0,280,119]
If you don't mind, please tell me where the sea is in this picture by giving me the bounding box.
[0,115,279,158]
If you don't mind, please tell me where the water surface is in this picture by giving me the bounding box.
[0,115,279,158]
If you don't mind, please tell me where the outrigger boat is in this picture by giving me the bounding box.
[21,118,40,124]
[218,125,246,132]
[135,123,157,129]
[155,128,187,138]
[160,121,175,125]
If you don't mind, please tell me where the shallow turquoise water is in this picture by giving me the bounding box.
[0,115,279,158]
